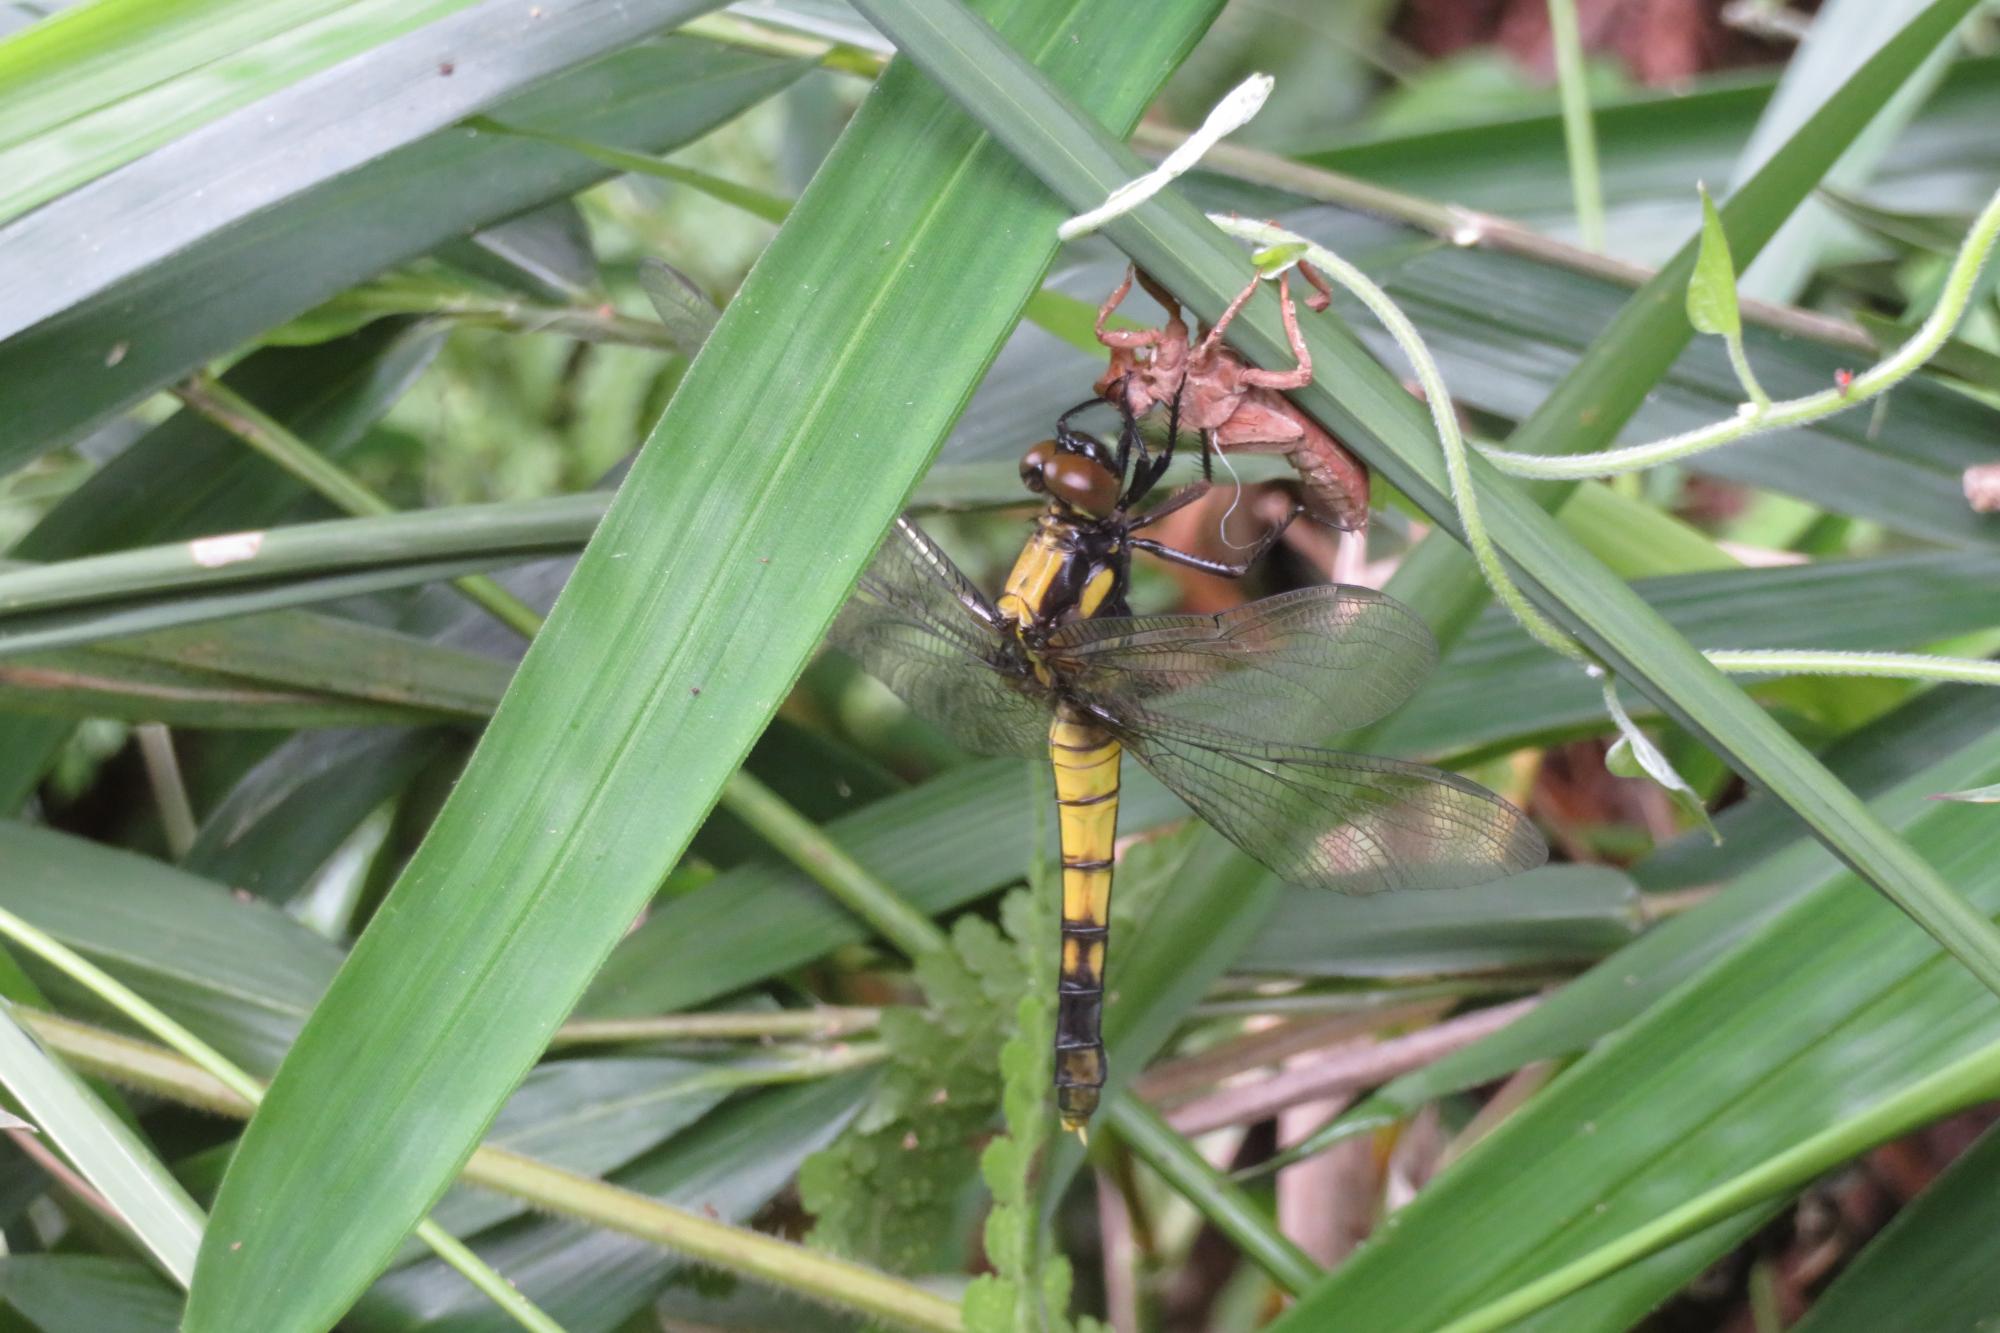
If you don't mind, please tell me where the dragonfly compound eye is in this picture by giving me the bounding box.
[1021,440,1119,517]
[1020,440,1057,495]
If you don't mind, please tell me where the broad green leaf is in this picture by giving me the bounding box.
[187,4,1225,1328]
[1685,184,1742,337]
[1266,723,2000,1331]
[0,1006,204,1283]
[0,35,805,464]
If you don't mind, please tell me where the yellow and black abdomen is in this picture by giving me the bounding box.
[1049,699,1121,1131]
[998,510,1127,1132]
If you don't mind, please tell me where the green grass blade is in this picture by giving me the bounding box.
[0,821,342,1074]
[1381,0,1986,644]
[0,1005,206,1285]
[1106,1095,1319,1295]
[0,35,804,462]
[1266,724,2000,1330]
[0,608,511,728]
[1724,0,1950,303]
[856,0,2000,997]
[0,494,600,656]
[0,0,482,223]
[0,0,728,341]
[185,3,1223,1328]
[0,639,479,729]
[185,728,455,903]
[0,322,440,812]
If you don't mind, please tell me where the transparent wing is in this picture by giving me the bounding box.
[1047,584,1439,744]
[828,517,1049,757]
[1118,714,1546,894]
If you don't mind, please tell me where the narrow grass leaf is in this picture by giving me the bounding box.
[0,36,805,463]
[0,822,341,1073]
[0,1005,205,1284]
[0,0,483,223]
[1267,727,2000,1330]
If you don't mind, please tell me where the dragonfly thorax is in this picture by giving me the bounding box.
[996,511,1127,639]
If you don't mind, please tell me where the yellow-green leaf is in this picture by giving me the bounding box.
[1685,183,1743,338]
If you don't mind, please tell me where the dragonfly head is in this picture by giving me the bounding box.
[1020,437,1120,518]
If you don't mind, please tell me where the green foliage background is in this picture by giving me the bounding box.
[0,1,1997,1331]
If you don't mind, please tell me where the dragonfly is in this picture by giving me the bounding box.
[830,392,1547,1132]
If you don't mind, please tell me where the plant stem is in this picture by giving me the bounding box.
[134,724,196,857]
[171,374,545,641]
[1106,1095,1320,1296]
[1433,1036,2000,1333]
[679,12,889,77]
[1724,330,1772,411]
[0,916,564,1333]
[17,1008,949,1332]
[1545,0,1606,251]
[1480,182,2000,480]
[550,1006,883,1046]
[1707,649,2000,686]
[720,770,949,960]
[468,1146,963,1332]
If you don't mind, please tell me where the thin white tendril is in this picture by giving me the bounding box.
[1057,73,1273,241]
[1211,447,1254,549]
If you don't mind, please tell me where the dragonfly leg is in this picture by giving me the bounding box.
[1125,480,1213,531]
[1128,501,1302,578]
